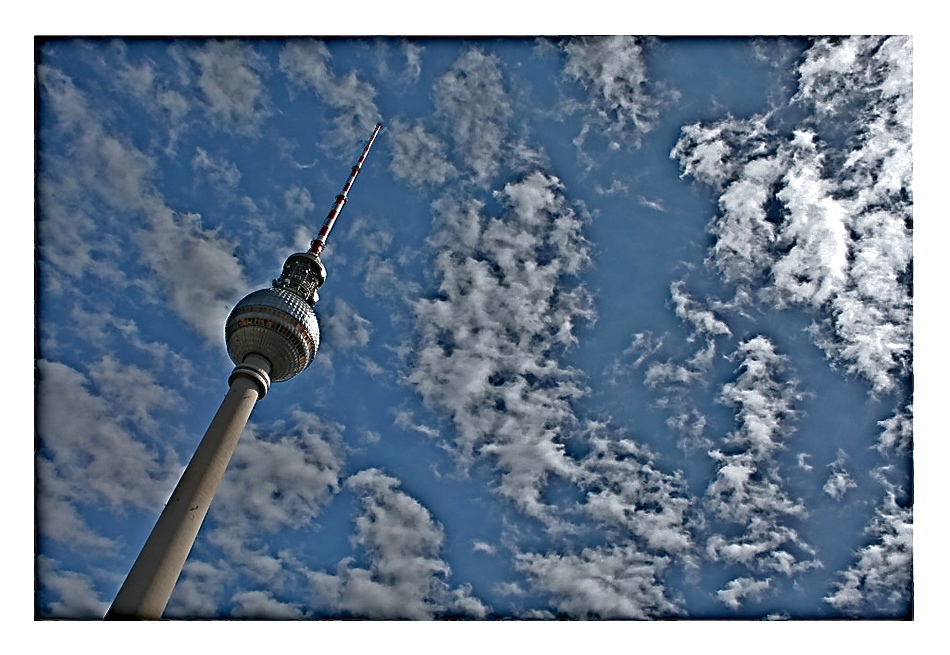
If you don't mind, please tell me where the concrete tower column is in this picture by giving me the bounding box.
[105,123,379,621]
[105,354,271,620]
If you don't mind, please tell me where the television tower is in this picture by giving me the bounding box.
[105,123,383,620]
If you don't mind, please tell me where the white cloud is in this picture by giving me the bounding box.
[673,120,784,282]
[165,411,346,614]
[190,39,271,134]
[621,331,664,370]
[283,183,315,218]
[616,283,730,450]
[164,559,231,619]
[637,194,664,210]
[90,39,194,154]
[593,179,628,195]
[408,172,594,516]
[279,39,380,146]
[795,36,911,124]
[388,119,458,188]
[36,460,119,551]
[770,131,850,307]
[87,355,183,434]
[434,47,513,187]
[717,577,772,610]
[36,172,123,288]
[717,336,801,458]
[38,63,155,210]
[173,431,486,619]
[876,402,912,454]
[824,488,912,615]
[562,36,658,148]
[230,590,306,619]
[193,147,242,191]
[515,545,679,619]
[209,410,345,537]
[576,430,694,560]
[392,407,441,440]
[665,408,711,451]
[37,62,250,344]
[472,540,496,555]
[323,298,373,351]
[823,450,858,500]
[645,360,699,388]
[307,469,488,619]
[704,337,819,594]
[402,40,423,82]
[136,206,249,343]
[36,355,184,612]
[409,281,700,619]
[36,359,179,516]
[670,280,731,340]
[36,557,109,619]
[671,36,912,395]
[65,306,199,389]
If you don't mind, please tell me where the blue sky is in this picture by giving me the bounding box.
[34,35,916,622]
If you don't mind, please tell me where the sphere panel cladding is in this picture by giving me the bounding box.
[225,287,320,382]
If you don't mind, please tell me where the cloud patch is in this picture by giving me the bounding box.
[516,545,679,619]
[671,36,912,395]
[279,39,381,146]
[824,487,912,615]
[409,171,593,516]
[704,337,819,598]
[38,62,250,343]
[562,36,659,148]
[388,119,458,188]
[191,39,271,135]
[435,48,513,187]
[307,469,488,619]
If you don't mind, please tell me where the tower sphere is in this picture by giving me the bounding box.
[225,287,320,382]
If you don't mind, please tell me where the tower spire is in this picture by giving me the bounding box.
[310,122,383,257]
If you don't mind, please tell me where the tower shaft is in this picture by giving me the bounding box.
[105,356,271,620]
[106,122,382,620]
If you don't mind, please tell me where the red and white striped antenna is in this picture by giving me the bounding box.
[310,123,383,257]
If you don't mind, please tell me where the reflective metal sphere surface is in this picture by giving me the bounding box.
[225,287,320,382]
